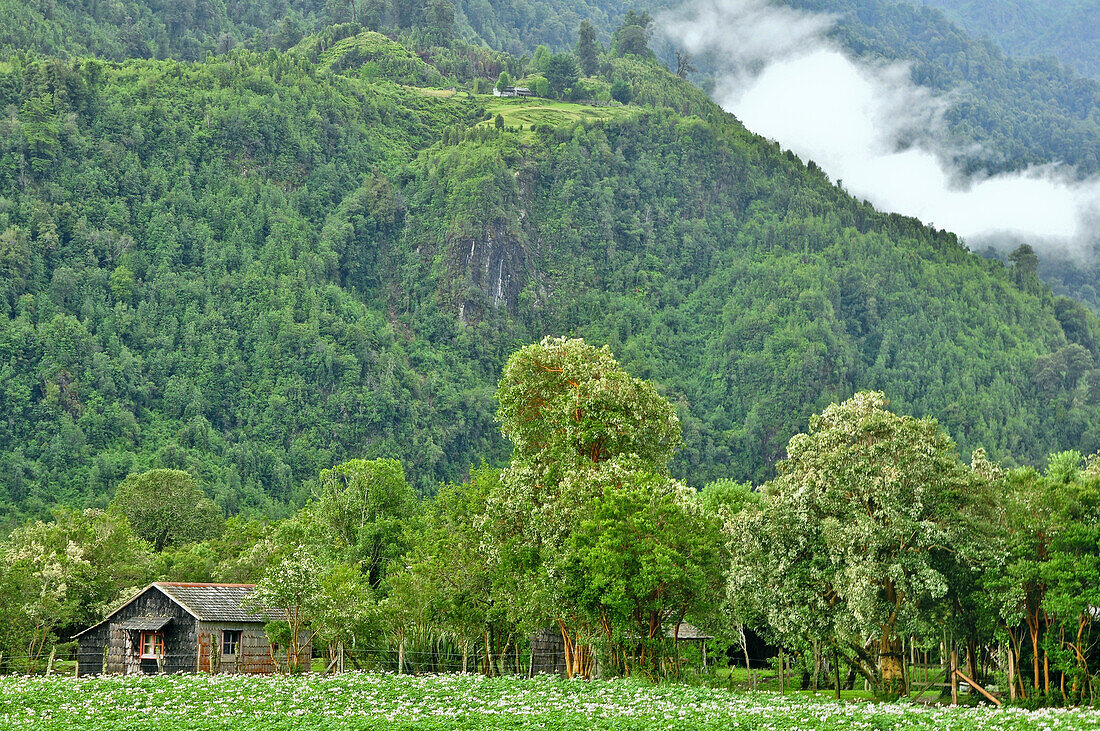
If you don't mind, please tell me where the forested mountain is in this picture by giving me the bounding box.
[1,30,1098,524]
[787,0,1100,313]
[0,0,615,60]
[911,0,1100,79]
[5,0,1098,176]
[725,0,1100,177]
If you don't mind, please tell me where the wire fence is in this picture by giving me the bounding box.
[0,643,804,678]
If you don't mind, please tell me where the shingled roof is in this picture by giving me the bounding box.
[73,582,282,637]
[154,583,281,623]
[666,622,713,641]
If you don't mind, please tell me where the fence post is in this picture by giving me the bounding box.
[46,646,56,676]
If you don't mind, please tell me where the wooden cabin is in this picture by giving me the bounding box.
[74,582,304,675]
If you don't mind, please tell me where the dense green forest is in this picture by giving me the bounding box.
[0,0,1098,706]
[0,0,617,60]
[0,26,1098,524]
[912,0,1100,79]
[5,0,1099,175]
[3,345,1098,706]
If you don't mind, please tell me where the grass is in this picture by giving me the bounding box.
[407,86,459,98]
[473,95,632,141]
[1,672,1098,730]
[710,666,876,700]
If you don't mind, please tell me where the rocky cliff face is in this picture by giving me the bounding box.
[447,218,528,323]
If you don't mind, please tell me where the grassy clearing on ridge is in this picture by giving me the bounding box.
[476,95,631,133]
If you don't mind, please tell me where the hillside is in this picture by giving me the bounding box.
[912,0,1100,79]
[710,0,1100,177]
[1,35,1098,523]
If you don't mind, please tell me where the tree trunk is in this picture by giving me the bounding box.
[558,621,575,679]
[1007,645,1016,701]
[833,648,841,700]
[484,631,494,677]
[1043,651,1050,694]
[950,648,958,706]
[740,624,751,687]
[778,649,785,693]
[879,633,905,695]
[812,640,821,692]
[967,638,977,685]
[1027,612,1040,690]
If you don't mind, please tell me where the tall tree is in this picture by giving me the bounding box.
[490,336,682,677]
[543,53,579,99]
[734,392,992,694]
[424,0,456,46]
[612,10,654,58]
[575,21,599,78]
[562,475,723,678]
[313,458,416,588]
[110,470,222,552]
[247,546,326,673]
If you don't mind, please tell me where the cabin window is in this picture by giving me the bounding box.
[139,631,164,658]
[222,630,242,657]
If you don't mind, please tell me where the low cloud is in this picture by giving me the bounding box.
[661,0,1100,253]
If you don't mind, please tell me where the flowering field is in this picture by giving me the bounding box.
[2,673,1099,730]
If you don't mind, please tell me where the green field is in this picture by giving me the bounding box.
[1,673,1098,730]
[476,95,632,134]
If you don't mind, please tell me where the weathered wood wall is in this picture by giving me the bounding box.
[76,587,197,675]
[530,629,566,677]
[196,623,279,675]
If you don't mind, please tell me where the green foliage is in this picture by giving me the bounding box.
[915,0,1100,79]
[731,392,993,694]
[575,20,599,78]
[496,337,681,481]
[982,451,1100,702]
[396,466,502,657]
[0,36,1096,534]
[109,470,222,551]
[0,508,154,667]
[490,337,699,676]
[610,77,632,104]
[563,477,724,678]
[317,31,445,86]
[313,457,416,587]
[543,52,579,98]
[611,10,653,58]
[247,547,324,672]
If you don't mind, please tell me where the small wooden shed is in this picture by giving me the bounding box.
[74,582,302,675]
[668,621,714,669]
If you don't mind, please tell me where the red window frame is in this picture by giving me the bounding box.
[139,631,164,659]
